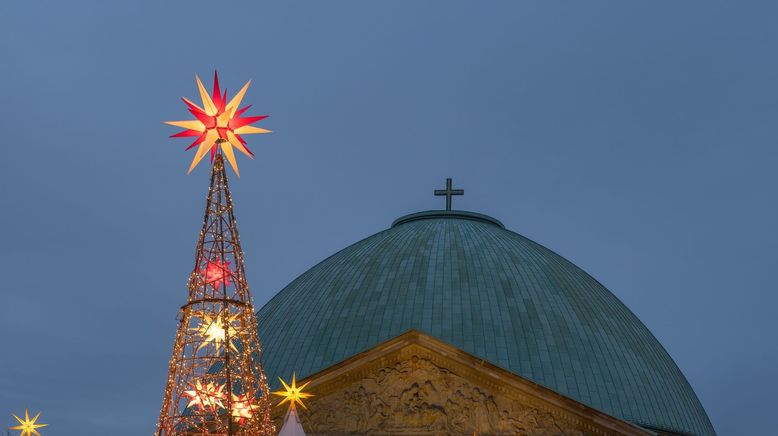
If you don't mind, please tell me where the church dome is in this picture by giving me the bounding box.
[257,210,715,436]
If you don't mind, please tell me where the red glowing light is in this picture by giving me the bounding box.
[201,258,232,289]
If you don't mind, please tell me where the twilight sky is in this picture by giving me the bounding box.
[1,1,776,435]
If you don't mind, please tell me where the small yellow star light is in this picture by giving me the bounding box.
[9,408,48,436]
[272,373,313,411]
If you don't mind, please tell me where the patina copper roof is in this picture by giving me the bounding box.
[258,210,715,436]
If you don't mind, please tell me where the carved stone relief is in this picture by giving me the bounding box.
[298,355,584,435]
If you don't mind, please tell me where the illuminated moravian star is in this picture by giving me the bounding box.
[201,258,232,290]
[166,72,271,176]
[230,393,259,423]
[272,373,313,411]
[9,409,48,436]
[184,380,227,411]
[193,312,240,352]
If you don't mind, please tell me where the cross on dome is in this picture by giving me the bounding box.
[434,178,464,211]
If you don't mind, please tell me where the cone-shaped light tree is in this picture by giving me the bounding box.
[157,73,274,435]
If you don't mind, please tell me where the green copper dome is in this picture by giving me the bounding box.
[257,210,715,436]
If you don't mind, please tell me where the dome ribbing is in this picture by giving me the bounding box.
[257,210,715,436]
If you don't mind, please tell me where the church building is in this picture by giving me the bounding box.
[257,181,715,436]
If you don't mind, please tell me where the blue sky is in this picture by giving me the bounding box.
[0,1,776,435]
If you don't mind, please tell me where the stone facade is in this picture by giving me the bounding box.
[271,331,649,436]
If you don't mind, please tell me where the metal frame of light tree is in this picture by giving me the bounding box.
[157,152,274,435]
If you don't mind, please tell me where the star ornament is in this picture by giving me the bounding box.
[230,394,259,424]
[9,409,48,436]
[201,258,232,290]
[193,312,240,352]
[272,373,313,411]
[166,72,271,176]
[184,380,227,411]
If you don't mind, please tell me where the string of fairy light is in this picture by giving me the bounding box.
[157,157,275,435]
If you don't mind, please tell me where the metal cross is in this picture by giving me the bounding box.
[434,178,464,211]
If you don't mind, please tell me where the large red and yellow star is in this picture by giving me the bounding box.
[166,72,270,176]
[9,409,48,436]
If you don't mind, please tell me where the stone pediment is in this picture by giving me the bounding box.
[272,330,650,435]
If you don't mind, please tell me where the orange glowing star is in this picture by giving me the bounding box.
[9,409,48,436]
[193,312,240,352]
[272,373,313,411]
[201,258,231,290]
[184,380,226,411]
[230,394,259,423]
[166,72,271,176]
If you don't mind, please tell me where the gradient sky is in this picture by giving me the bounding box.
[1,1,776,435]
